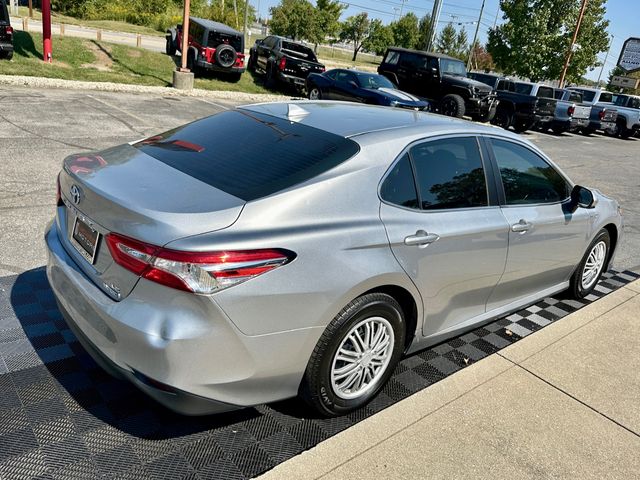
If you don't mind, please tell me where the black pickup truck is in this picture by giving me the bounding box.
[0,0,13,60]
[468,73,556,133]
[248,36,325,91]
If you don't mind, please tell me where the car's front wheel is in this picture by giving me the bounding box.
[300,293,405,416]
[568,229,610,299]
[440,94,465,118]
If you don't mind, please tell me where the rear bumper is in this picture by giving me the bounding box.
[196,59,245,74]
[0,41,13,53]
[45,220,322,415]
[570,117,590,130]
[277,71,307,87]
[589,120,616,132]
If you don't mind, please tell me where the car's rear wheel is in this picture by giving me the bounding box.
[265,64,277,89]
[165,36,176,56]
[308,86,322,100]
[616,119,632,139]
[186,50,197,74]
[247,52,256,72]
[513,118,534,133]
[440,94,465,118]
[0,50,13,60]
[492,109,512,130]
[568,229,610,299]
[581,127,596,136]
[300,293,405,416]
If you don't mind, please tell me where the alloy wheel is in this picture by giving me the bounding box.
[581,240,607,290]
[330,316,394,400]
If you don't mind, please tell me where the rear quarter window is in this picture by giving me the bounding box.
[135,110,360,202]
[384,51,401,65]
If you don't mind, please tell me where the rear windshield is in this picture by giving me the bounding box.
[536,86,554,99]
[572,89,595,102]
[282,41,317,62]
[208,31,242,51]
[0,1,8,23]
[135,110,360,201]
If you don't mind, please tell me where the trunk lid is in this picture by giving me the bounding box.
[57,144,245,300]
[534,97,556,117]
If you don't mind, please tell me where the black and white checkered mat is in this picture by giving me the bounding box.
[0,268,637,479]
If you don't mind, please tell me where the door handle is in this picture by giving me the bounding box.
[404,230,439,247]
[511,219,533,233]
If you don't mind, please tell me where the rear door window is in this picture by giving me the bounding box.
[410,137,488,210]
[135,110,360,201]
[208,31,242,51]
[380,154,419,209]
[599,92,613,103]
[0,1,8,23]
[490,139,569,205]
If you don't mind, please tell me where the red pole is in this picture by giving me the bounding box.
[42,0,52,63]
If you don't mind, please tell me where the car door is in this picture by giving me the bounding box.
[485,137,591,311]
[379,136,510,338]
[332,71,361,102]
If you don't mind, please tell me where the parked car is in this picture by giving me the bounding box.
[537,88,591,134]
[166,18,245,81]
[378,48,497,121]
[0,0,13,60]
[47,102,621,417]
[612,94,640,139]
[568,88,618,135]
[306,69,430,110]
[248,36,325,90]
[468,73,556,133]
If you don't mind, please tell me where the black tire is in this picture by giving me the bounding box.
[165,36,176,56]
[215,44,237,69]
[300,293,405,417]
[513,118,534,133]
[308,85,322,100]
[568,229,610,299]
[617,119,632,139]
[186,49,196,74]
[247,52,256,72]
[440,94,465,118]
[492,108,513,130]
[581,127,596,136]
[264,64,277,89]
[552,125,566,135]
[0,50,12,60]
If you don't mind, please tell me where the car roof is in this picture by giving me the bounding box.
[384,47,458,61]
[239,101,504,139]
[190,17,242,36]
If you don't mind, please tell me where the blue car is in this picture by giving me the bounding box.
[306,69,430,111]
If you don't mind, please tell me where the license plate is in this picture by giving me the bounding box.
[71,215,100,264]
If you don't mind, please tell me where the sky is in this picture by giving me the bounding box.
[254,0,639,82]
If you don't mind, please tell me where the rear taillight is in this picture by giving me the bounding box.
[278,57,286,71]
[6,26,13,36]
[567,105,575,116]
[599,109,606,120]
[56,173,62,207]
[106,233,295,294]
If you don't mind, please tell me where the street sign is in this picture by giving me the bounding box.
[617,37,640,73]
[611,76,640,89]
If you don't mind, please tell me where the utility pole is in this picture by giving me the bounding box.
[28,0,33,18]
[180,0,191,72]
[426,0,443,51]
[597,34,614,86]
[559,0,589,88]
[399,0,408,17]
[243,0,250,36]
[467,0,485,70]
[492,6,499,28]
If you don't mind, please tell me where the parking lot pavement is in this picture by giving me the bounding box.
[0,85,638,277]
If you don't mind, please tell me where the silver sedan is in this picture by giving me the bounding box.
[45,102,622,416]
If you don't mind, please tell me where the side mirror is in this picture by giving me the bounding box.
[570,185,595,211]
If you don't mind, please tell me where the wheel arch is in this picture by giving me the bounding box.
[361,284,420,352]
[602,223,619,269]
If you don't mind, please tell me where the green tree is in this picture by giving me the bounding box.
[487,0,610,82]
[363,18,394,56]
[308,0,345,47]
[435,23,456,55]
[390,13,419,49]
[269,0,316,41]
[340,12,371,61]
[468,40,496,71]
[417,14,433,50]
[203,0,256,30]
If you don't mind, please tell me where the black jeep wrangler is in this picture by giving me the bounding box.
[378,47,496,121]
[0,0,13,60]
[166,17,245,82]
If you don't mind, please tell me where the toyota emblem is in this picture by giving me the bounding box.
[70,185,82,205]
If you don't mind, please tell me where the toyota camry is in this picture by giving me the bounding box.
[46,102,622,416]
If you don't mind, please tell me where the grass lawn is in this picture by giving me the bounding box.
[0,31,272,94]
[16,7,164,36]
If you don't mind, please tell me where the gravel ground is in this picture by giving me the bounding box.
[0,74,295,103]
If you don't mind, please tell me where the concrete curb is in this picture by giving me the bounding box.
[0,74,294,103]
[256,278,640,480]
